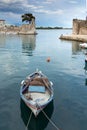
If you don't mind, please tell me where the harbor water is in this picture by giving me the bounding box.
[0,29,87,130]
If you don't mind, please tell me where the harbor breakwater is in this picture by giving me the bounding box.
[59,19,87,43]
[59,34,87,42]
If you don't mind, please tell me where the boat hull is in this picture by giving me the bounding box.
[79,43,87,49]
[20,70,53,117]
[20,87,53,116]
[25,98,53,116]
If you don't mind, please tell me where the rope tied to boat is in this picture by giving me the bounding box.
[42,109,61,130]
[37,103,61,130]
[25,111,32,130]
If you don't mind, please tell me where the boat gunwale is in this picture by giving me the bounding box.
[20,70,54,116]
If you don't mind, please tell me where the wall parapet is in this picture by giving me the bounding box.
[72,19,87,35]
[0,19,37,35]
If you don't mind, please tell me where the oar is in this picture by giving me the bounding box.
[41,78,51,92]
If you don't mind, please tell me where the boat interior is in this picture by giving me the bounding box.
[22,73,52,104]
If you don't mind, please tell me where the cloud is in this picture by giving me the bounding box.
[0,0,29,14]
[0,0,44,16]
[24,4,44,10]
[0,0,27,4]
[68,0,78,4]
[34,8,63,15]
[0,0,86,27]
[43,0,57,4]
[0,0,63,15]
[0,3,22,14]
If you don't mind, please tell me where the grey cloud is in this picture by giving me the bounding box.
[0,1,28,14]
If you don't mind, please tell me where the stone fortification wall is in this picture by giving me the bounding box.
[18,18,36,35]
[72,19,87,35]
[18,24,36,35]
[0,18,36,35]
[0,25,19,34]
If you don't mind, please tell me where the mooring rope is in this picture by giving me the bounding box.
[25,111,32,130]
[42,109,60,130]
[37,103,61,130]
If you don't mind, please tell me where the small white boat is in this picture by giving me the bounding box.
[20,69,53,117]
[79,43,87,49]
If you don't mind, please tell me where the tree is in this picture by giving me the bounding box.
[21,13,35,24]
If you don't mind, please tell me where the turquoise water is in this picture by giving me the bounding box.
[0,29,87,130]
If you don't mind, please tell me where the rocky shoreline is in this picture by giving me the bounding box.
[59,34,87,42]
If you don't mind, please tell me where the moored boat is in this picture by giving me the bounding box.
[20,99,54,130]
[79,43,87,49]
[20,69,53,117]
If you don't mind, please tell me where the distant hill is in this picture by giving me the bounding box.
[36,26,72,29]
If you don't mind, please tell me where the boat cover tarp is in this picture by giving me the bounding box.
[28,85,45,93]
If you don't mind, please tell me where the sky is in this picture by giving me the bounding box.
[0,0,86,27]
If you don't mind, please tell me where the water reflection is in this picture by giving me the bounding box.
[21,35,36,56]
[84,57,87,86]
[84,58,87,71]
[0,35,6,48]
[72,41,80,55]
[85,78,87,86]
[20,99,54,130]
[81,49,87,55]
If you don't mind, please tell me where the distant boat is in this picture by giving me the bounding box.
[79,43,87,49]
[20,69,53,117]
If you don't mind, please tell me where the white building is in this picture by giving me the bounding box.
[0,20,5,26]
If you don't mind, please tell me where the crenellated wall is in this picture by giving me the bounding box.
[18,19,36,34]
[0,18,37,35]
[72,19,87,35]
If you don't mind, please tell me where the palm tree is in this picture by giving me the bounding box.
[21,13,35,24]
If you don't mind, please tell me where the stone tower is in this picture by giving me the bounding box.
[72,19,87,35]
[19,18,37,35]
